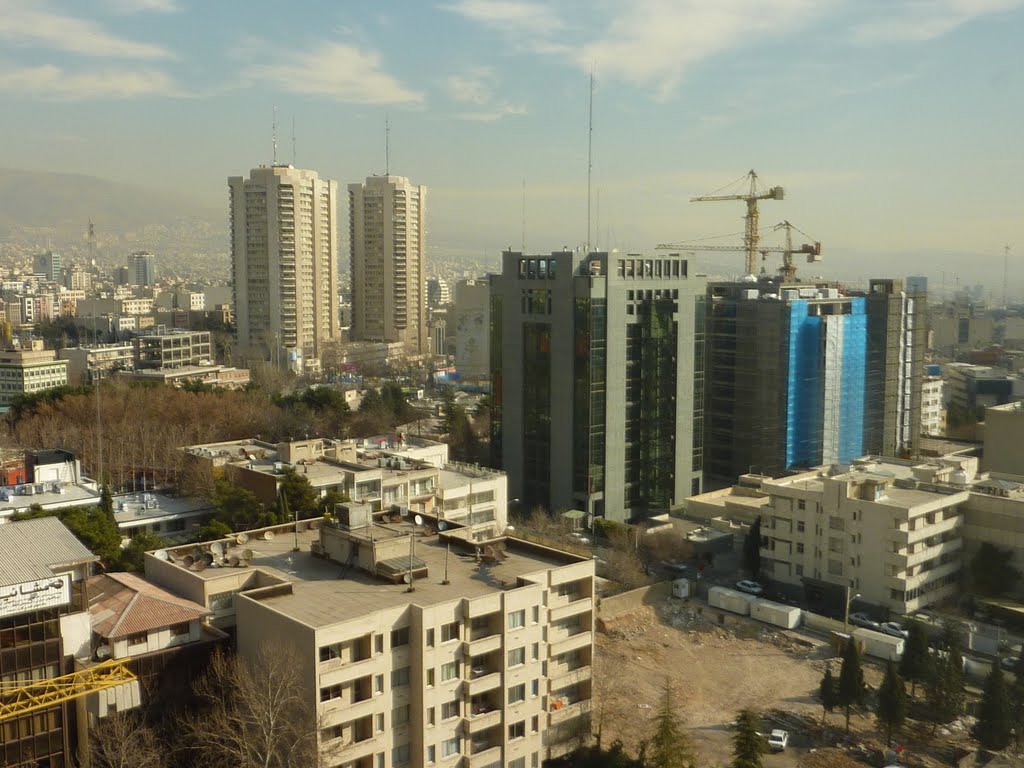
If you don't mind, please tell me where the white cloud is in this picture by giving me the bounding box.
[0,64,182,100]
[445,67,495,104]
[575,0,826,100]
[852,0,1024,43]
[0,1,173,58]
[443,0,564,35]
[250,41,423,105]
[455,103,528,121]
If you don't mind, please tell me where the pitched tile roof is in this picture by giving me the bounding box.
[0,516,98,586]
[88,571,210,639]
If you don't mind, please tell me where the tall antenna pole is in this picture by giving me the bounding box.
[385,114,390,175]
[521,179,526,252]
[586,67,594,253]
[272,105,278,164]
[292,115,296,166]
[595,188,600,251]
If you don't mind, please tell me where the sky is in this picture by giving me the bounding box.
[0,0,1022,294]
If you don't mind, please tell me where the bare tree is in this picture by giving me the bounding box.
[178,644,320,768]
[89,711,164,768]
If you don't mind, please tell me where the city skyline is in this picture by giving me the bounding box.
[0,1,1021,291]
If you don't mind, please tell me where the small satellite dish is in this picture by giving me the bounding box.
[154,550,169,561]
[96,645,112,661]
[236,533,249,545]
[194,560,208,572]
[228,555,240,567]
[191,547,204,560]
[202,553,214,566]
[210,542,224,556]
[414,514,424,526]
[182,555,195,567]
[403,573,412,584]
[263,531,275,541]
[241,548,253,560]
[438,521,448,531]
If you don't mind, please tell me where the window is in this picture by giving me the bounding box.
[391,744,410,767]
[426,668,435,687]
[375,634,384,653]
[426,628,435,647]
[376,713,385,732]
[323,724,342,740]
[126,631,148,646]
[532,606,540,623]
[170,622,190,637]
[427,745,436,764]
[509,721,526,740]
[531,715,539,732]
[795,564,804,576]
[442,737,460,758]
[531,642,539,661]
[392,704,410,726]
[441,621,459,642]
[796,521,805,533]
[320,684,341,702]
[441,661,459,681]
[533,752,540,768]
[319,642,341,662]
[375,674,384,693]
[510,759,526,768]
[509,684,526,704]
[508,647,526,667]
[391,627,410,648]
[508,609,525,629]
[391,667,410,687]
[797,499,806,510]
[796,543,804,554]
[427,707,435,726]
[531,679,540,697]
[442,699,460,720]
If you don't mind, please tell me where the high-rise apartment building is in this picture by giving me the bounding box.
[131,252,157,287]
[33,251,62,282]
[349,175,427,355]
[491,251,707,523]
[229,165,339,370]
[703,277,925,489]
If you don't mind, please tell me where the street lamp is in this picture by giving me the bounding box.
[844,585,861,632]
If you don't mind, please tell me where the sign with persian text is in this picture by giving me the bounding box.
[0,573,71,618]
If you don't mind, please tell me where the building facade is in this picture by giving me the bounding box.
[131,252,157,288]
[349,175,427,355]
[229,165,340,370]
[491,251,706,523]
[921,375,944,436]
[134,330,212,369]
[0,348,68,408]
[33,251,62,282]
[453,280,490,380]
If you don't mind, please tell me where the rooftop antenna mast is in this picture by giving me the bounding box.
[272,105,278,164]
[292,115,296,166]
[586,66,594,253]
[385,114,390,175]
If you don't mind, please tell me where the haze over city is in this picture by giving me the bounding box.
[0,0,1021,295]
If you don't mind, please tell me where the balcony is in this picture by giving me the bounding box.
[550,697,592,725]
[549,597,592,623]
[467,671,502,696]
[464,633,502,657]
[467,704,502,732]
[549,663,592,687]
[549,626,591,654]
[468,746,503,768]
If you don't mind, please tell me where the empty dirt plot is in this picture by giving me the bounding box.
[594,602,836,766]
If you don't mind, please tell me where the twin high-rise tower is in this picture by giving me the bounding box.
[229,166,427,369]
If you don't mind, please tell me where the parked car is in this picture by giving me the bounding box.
[880,621,909,639]
[767,730,789,751]
[1001,655,1021,672]
[661,560,690,575]
[735,580,764,596]
[849,612,882,631]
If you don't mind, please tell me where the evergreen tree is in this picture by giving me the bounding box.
[743,517,762,580]
[924,623,966,729]
[1011,645,1024,751]
[819,666,838,724]
[838,639,865,733]
[876,660,908,746]
[899,621,930,698]
[732,708,766,768]
[277,468,318,518]
[648,679,694,768]
[975,659,1013,750]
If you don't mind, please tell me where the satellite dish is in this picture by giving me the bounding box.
[228,555,240,567]
[438,521,448,531]
[263,531,275,541]
[191,547,204,560]
[182,555,195,567]
[210,542,224,556]
[96,645,112,661]
[154,550,169,561]
[241,549,253,560]
[202,553,214,566]
[236,533,249,545]
[403,573,412,584]
[414,514,424,526]
[194,560,208,572]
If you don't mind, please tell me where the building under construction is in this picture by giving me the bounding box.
[704,276,926,489]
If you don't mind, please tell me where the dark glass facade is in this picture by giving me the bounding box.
[572,299,606,499]
[521,322,552,510]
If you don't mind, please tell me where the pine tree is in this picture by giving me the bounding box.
[1011,646,1024,751]
[732,709,766,768]
[819,666,838,725]
[925,623,966,729]
[648,679,694,768]
[876,660,908,746]
[975,660,1013,750]
[899,621,930,698]
[838,639,865,733]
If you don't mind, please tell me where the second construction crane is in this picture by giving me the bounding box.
[692,169,782,276]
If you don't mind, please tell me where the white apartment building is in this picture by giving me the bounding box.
[921,376,944,435]
[349,175,427,355]
[760,461,969,615]
[229,165,340,371]
[0,347,68,408]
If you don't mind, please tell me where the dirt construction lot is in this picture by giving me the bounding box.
[595,601,882,767]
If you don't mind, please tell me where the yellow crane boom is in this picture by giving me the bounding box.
[0,660,137,721]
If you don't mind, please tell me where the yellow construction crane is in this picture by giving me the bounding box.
[0,660,137,721]
[657,219,821,281]
[676,170,784,276]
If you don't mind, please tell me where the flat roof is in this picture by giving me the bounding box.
[113,492,214,526]
[0,484,101,518]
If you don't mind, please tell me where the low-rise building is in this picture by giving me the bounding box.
[983,401,1024,476]
[134,329,212,369]
[0,347,68,408]
[112,491,216,545]
[921,375,944,436]
[115,364,250,390]
[59,343,135,384]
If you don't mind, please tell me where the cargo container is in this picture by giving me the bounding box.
[708,585,756,616]
[750,598,802,629]
[852,627,904,661]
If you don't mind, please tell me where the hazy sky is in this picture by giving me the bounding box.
[1,0,1022,290]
